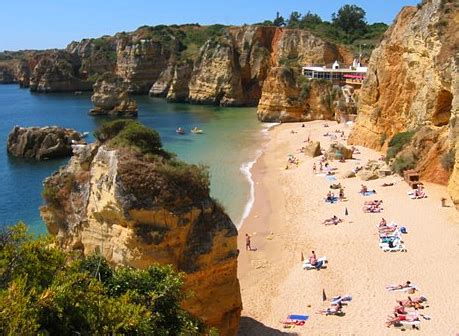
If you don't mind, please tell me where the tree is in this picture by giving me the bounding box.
[0,223,203,335]
[300,11,323,27]
[273,12,286,27]
[287,11,302,28]
[332,4,367,36]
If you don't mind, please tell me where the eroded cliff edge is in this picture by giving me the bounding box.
[348,0,458,202]
[40,120,242,335]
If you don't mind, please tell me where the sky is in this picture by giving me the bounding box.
[1,0,419,51]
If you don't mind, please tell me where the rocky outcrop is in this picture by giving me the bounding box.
[40,121,242,334]
[90,73,137,117]
[325,142,353,160]
[257,28,354,122]
[116,37,173,93]
[347,0,458,195]
[29,51,93,92]
[0,65,16,83]
[304,141,322,157]
[167,62,193,102]
[149,64,175,96]
[7,126,82,160]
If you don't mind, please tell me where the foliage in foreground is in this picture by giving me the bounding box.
[386,130,417,160]
[0,223,202,336]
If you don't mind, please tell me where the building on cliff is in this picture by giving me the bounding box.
[302,59,367,88]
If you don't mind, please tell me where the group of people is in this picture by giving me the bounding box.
[363,200,384,213]
[285,154,300,169]
[385,283,428,328]
[322,215,343,225]
[409,184,427,199]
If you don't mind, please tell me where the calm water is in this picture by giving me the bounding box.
[0,85,264,233]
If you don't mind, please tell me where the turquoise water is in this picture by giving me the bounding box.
[0,85,264,233]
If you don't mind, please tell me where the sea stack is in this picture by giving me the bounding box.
[40,120,242,334]
[90,73,138,117]
[7,126,82,160]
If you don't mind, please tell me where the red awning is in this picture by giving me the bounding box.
[343,74,365,79]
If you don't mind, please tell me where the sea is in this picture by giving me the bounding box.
[0,84,268,234]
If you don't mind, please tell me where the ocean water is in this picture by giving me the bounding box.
[0,85,264,233]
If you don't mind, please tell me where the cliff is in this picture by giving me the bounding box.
[40,120,242,334]
[10,24,355,122]
[7,126,82,160]
[347,0,458,195]
[90,73,138,117]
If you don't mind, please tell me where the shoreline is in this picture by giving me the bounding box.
[237,120,459,335]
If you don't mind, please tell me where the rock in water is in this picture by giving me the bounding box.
[7,126,82,160]
[40,120,242,334]
[90,73,138,117]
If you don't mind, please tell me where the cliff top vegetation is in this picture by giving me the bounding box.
[0,223,203,335]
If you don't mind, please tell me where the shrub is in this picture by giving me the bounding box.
[441,149,456,171]
[392,155,417,174]
[386,130,416,160]
[95,120,166,157]
[379,133,387,146]
[0,224,203,335]
[300,81,311,99]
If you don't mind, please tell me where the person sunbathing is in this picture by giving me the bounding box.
[385,312,419,327]
[308,251,323,269]
[316,302,343,315]
[386,281,412,291]
[378,218,387,227]
[400,296,425,309]
[394,302,407,315]
[382,182,395,187]
[326,192,336,202]
[360,184,368,193]
[365,200,383,206]
[323,216,342,225]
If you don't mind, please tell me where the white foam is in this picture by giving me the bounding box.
[238,149,262,229]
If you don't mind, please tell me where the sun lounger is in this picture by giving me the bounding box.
[303,256,327,270]
[330,295,352,305]
[395,320,421,330]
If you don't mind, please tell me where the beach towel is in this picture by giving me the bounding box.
[280,314,309,326]
[325,175,337,182]
[331,295,352,305]
[361,190,376,196]
[325,196,338,204]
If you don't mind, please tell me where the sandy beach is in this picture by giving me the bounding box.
[237,121,459,336]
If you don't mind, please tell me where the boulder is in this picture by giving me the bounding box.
[341,170,356,178]
[304,141,321,157]
[325,142,353,160]
[7,126,82,160]
[357,170,379,181]
[90,73,138,117]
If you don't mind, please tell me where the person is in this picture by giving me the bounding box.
[313,163,317,174]
[379,218,387,228]
[323,216,342,225]
[387,281,412,291]
[319,162,323,172]
[339,188,345,200]
[326,191,333,202]
[316,302,343,315]
[309,251,323,269]
[360,184,368,194]
[245,234,252,251]
[394,302,407,315]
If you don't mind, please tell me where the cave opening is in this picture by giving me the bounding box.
[433,90,453,126]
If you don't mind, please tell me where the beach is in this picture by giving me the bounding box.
[237,121,459,335]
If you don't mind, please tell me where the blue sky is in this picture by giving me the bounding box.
[2,0,419,51]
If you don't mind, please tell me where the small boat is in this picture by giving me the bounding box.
[191,127,203,134]
[81,131,89,138]
[176,127,186,135]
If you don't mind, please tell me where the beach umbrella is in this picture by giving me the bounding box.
[345,207,349,216]
[301,251,304,262]
[322,289,327,301]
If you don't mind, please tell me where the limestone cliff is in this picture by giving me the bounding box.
[347,0,458,194]
[0,65,16,83]
[7,126,82,160]
[90,73,138,117]
[167,62,193,102]
[149,64,175,97]
[40,120,242,334]
[257,28,354,122]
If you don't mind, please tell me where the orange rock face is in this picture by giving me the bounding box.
[348,0,458,195]
[41,143,242,335]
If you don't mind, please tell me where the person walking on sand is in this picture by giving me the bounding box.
[319,162,323,172]
[313,162,317,174]
[245,234,252,251]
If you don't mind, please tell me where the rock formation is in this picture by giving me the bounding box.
[167,62,193,102]
[7,126,82,160]
[347,0,458,201]
[40,120,242,334]
[90,73,138,117]
[304,141,322,157]
[149,64,175,96]
[0,65,16,83]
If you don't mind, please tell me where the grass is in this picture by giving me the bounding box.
[392,155,417,174]
[441,149,456,171]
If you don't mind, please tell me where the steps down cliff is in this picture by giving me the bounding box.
[347,0,458,204]
[40,120,242,335]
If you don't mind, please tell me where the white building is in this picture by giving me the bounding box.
[302,59,368,87]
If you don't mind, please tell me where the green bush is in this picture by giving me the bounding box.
[379,133,387,146]
[0,224,203,335]
[94,120,166,156]
[392,155,417,174]
[386,130,416,160]
[441,149,456,171]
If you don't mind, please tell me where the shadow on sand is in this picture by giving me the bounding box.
[238,317,300,336]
